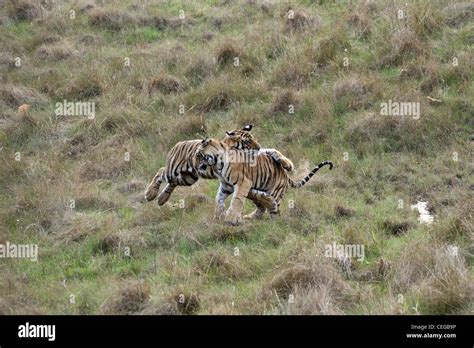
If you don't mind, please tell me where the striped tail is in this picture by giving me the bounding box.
[290,160,333,188]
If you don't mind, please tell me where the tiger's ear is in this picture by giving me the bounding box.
[201,137,210,146]
[225,131,235,136]
[242,124,253,131]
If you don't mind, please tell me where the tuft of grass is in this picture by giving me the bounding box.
[100,280,150,314]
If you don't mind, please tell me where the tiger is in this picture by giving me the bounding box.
[144,125,293,213]
[196,137,333,225]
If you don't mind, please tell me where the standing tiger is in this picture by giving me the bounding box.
[196,137,333,225]
[144,125,293,212]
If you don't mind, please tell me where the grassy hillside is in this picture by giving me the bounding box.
[0,0,472,314]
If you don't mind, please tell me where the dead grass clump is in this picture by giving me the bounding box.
[95,233,121,254]
[265,258,349,305]
[78,157,129,181]
[0,53,17,70]
[210,225,249,243]
[282,285,346,314]
[312,30,349,68]
[333,76,372,110]
[63,132,99,158]
[346,111,424,154]
[270,89,299,116]
[335,205,355,218]
[0,298,12,315]
[382,220,412,236]
[100,280,150,314]
[140,302,179,315]
[284,10,321,32]
[56,221,98,244]
[288,203,311,220]
[436,197,474,241]
[185,57,214,85]
[116,179,145,195]
[197,250,246,281]
[173,291,200,314]
[63,74,103,100]
[172,114,206,138]
[441,2,474,27]
[7,0,41,21]
[347,6,370,38]
[409,3,442,37]
[88,7,131,31]
[271,50,314,89]
[0,85,48,107]
[148,75,185,95]
[74,195,115,211]
[190,76,255,112]
[412,247,472,314]
[381,29,425,66]
[36,41,75,61]
[390,240,435,293]
[216,41,242,67]
[184,194,209,210]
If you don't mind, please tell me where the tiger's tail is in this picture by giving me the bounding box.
[290,161,333,188]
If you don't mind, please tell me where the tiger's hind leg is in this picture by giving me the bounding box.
[244,190,277,220]
[145,167,165,201]
[260,149,294,172]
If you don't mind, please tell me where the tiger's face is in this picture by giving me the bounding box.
[221,124,260,151]
[196,138,222,174]
[196,125,260,176]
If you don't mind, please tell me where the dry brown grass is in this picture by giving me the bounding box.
[196,250,247,281]
[335,205,355,218]
[148,75,185,95]
[392,244,473,314]
[7,0,41,21]
[0,85,48,107]
[382,220,412,236]
[173,291,200,314]
[270,89,299,116]
[283,10,321,33]
[216,41,242,67]
[63,73,103,100]
[100,280,150,314]
[346,111,425,155]
[36,41,76,61]
[380,29,426,66]
[347,5,371,38]
[441,2,474,27]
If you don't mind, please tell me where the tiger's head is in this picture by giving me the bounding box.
[221,124,260,151]
[196,138,223,174]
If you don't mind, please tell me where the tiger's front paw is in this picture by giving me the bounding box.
[214,206,225,221]
[224,209,242,226]
[144,186,159,202]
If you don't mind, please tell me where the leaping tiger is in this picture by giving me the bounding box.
[196,137,333,225]
[144,125,294,214]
